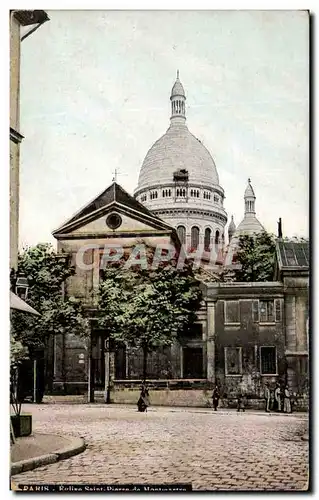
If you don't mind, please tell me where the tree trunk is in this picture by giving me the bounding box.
[142,345,148,382]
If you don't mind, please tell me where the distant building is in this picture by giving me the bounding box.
[224,178,265,267]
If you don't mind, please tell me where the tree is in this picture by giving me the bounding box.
[11,243,90,396]
[232,231,277,282]
[98,250,202,380]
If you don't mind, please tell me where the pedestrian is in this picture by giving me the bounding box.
[212,385,220,411]
[137,383,150,413]
[283,385,292,413]
[237,393,245,412]
[274,383,282,412]
[264,383,271,412]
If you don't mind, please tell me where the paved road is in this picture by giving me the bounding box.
[12,405,309,491]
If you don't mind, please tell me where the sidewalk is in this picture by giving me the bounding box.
[41,396,308,417]
[11,433,86,476]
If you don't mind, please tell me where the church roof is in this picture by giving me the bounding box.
[235,215,265,235]
[53,182,171,234]
[137,124,219,190]
[135,74,221,192]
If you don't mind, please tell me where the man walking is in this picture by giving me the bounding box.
[212,385,220,411]
[264,383,271,412]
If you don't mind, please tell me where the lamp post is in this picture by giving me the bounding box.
[104,338,111,404]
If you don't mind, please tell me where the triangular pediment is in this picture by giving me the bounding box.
[52,182,175,239]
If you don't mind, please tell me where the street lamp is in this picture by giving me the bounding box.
[104,338,112,404]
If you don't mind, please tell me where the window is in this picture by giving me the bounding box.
[215,230,220,245]
[204,228,211,251]
[177,225,186,245]
[183,347,203,379]
[225,347,242,376]
[224,300,240,324]
[191,226,200,249]
[150,191,158,200]
[260,347,277,375]
[259,300,274,323]
[252,299,281,323]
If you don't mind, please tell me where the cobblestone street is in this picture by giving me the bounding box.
[12,404,309,491]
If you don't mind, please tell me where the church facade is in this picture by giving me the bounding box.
[47,74,309,409]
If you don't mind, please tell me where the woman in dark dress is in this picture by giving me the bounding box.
[212,385,220,411]
[137,384,150,412]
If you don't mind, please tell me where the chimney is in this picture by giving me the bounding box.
[277,218,283,239]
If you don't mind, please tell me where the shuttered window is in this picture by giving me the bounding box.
[252,299,282,323]
[225,347,242,375]
[224,301,240,324]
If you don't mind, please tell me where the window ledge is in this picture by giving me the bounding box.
[259,322,276,326]
[225,374,242,377]
[224,323,240,327]
[260,373,278,377]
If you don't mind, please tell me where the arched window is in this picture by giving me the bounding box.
[191,226,200,249]
[176,189,180,197]
[177,225,186,245]
[197,190,200,198]
[190,189,193,197]
[215,230,220,245]
[182,189,186,197]
[162,190,165,197]
[168,189,171,196]
[204,228,211,251]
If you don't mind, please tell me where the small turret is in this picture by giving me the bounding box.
[170,70,186,124]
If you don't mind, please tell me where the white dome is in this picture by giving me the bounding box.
[137,122,220,190]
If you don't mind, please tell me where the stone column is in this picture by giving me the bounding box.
[206,301,216,384]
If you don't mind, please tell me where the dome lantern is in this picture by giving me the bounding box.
[170,70,186,124]
[244,178,256,215]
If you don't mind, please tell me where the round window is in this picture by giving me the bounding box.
[106,213,122,230]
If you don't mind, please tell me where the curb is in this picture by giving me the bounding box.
[11,436,86,476]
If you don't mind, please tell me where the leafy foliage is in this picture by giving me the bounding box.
[98,250,202,379]
[11,243,90,357]
[232,231,277,282]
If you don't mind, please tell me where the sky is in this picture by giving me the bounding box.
[18,9,309,249]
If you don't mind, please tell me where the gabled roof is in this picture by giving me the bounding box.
[53,182,174,235]
[276,240,309,271]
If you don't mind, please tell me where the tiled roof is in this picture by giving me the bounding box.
[276,240,309,269]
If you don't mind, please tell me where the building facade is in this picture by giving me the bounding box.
[46,75,308,410]
[10,10,49,270]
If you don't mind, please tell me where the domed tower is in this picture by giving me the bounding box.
[224,179,265,266]
[134,72,227,252]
